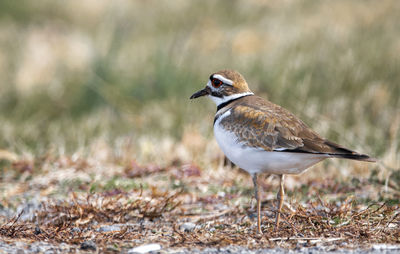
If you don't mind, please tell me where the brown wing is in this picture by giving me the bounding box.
[219,96,318,151]
[219,96,375,161]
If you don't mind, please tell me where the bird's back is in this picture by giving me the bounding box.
[216,95,375,162]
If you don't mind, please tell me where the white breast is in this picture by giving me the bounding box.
[213,110,327,175]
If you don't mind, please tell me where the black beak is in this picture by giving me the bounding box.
[190,87,209,99]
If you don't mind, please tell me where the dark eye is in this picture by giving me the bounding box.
[212,78,222,88]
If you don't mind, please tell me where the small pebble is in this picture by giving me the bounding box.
[128,243,161,254]
[180,222,196,232]
[34,225,41,235]
[71,227,81,233]
[372,244,400,250]
[80,240,96,251]
[97,225,121,232]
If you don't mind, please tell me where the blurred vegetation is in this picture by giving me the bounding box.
[0,0,399,166]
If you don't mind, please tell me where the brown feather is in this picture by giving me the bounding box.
[217,95,375,162]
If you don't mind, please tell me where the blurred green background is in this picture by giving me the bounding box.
[0,0,399,165]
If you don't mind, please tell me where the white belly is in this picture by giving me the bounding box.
[213,112,327,175]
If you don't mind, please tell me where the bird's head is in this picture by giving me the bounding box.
[190,70,253,106]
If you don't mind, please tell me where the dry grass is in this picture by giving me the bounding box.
[0,155,399,251]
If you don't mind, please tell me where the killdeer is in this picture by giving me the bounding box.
[190,69,375,234]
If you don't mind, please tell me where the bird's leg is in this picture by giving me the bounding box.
[276,174,285,229]
[252,173,262,234]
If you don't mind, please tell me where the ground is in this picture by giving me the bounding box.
[0,150,399,252]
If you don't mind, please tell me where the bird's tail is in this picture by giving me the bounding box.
[325,140,377,162]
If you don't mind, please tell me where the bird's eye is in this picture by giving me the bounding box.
[212,78,222,88]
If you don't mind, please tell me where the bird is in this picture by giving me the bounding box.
[190,69,376,234]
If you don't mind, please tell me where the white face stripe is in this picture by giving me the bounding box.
[212,74,233,86]
[209,92,254,107]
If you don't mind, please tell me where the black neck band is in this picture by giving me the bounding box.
[216,94,252,112]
